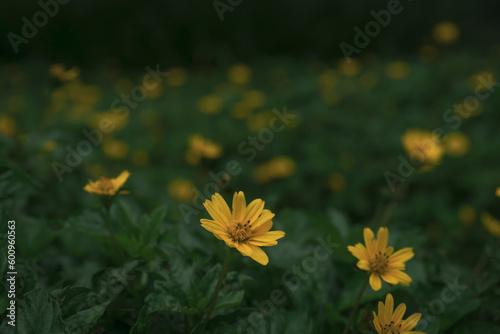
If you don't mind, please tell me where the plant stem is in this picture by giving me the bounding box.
[204,249,232,322]
[104,202,124,263]
[342,279,369,334]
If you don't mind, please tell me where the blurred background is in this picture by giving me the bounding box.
[2,0,500,333]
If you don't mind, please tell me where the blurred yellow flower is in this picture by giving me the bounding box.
[42,140,58,152]
[228,64,252,85]
[496,187,500,197]
[130,150,150,166]
[103,140,129,160]
[84,170,130,196]
[321,89,340,106]
[372,294,425,334]
[230,102,253,119]
[401,129,444,166]
[386,61,410,80]
[445,132,470,157]
[432,22,460,45]
[243,90,266,108]
[254,156,296,184]
[198,95,222,114]
[348,227,414,291]
[247,111,274,131]
[338,58,360,76]
[168,179,195,202]
[186,134,223,165]
[470,71,496,93]
[328,173,346,192]
[0,116,17,137]
[458,205,476,226]
[90,111,128,131]
[166,67,188,87]
[201,191,285,265]
[481,212,500,238]
[144,81,163,99]
[318,69,338,90]
[49,63,80,81]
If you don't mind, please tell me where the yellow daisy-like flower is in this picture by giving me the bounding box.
[347,227,414,291]
[372,294,425,334]
[481,212,500,238]
[401,129,444,166]
[84,170,130,196]
[201,192,285,265]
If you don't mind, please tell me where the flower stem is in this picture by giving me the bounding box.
[342,279,369,334]
[204,249,232,322]
[103,202,124,263]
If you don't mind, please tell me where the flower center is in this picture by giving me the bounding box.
[381,321,402,334]
[369,251,390,274]
[229,220,251,243]
[97,178,115,193]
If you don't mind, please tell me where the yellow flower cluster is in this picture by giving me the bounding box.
[401,129,470,169]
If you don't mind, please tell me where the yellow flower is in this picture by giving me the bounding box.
[328,173,346,192]
[401,129,444,166]
[166,67,188,87]
[0,116,17,137]
[496,187,500,197]
[247,111,274,131]
[198,95,222,114]
[84,170,130,196]
[386,62,410,80]
[372,294,425,334]
[347,227,414,291]
[481,212,500,238]
[103,140,129,160]
[185,134,223,165]
[168,179,195,202]
[445,132,470,157]
[338,58,360,76]
[458,205,475,226]
[49,63,80,81]
[254,156,296,183]
[243,90,266,108]
[228,64,252,85]
[470,71,496,93]
[432,21,460,45]
[201,192,285,265]
[42,140,58,152]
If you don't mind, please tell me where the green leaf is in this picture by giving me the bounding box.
[129,305,150,334]
[17,288,62,334]
[145,281,194,314]
[214,289,244,311]
[140,205,167,246]
[328,208,349,241]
